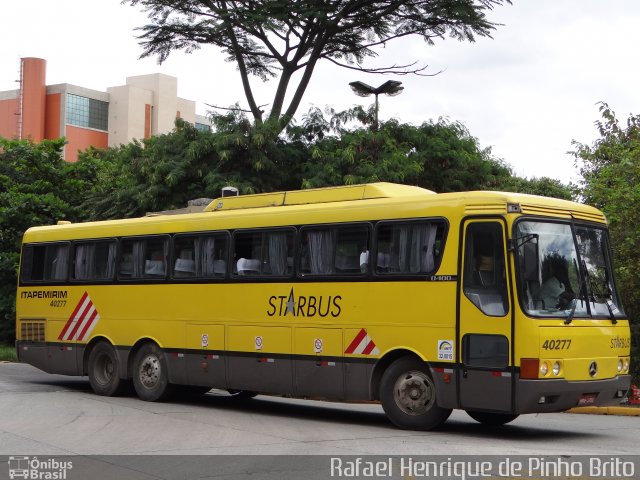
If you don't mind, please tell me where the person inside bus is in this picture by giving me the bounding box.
[539,256,574,310]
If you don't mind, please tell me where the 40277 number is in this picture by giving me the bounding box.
[542,339,571,350]
[50,300,67,308]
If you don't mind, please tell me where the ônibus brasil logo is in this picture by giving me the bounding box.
[8,456,73,480]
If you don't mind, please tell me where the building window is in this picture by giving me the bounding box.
[66,93,108,131]
[195,122,211,132]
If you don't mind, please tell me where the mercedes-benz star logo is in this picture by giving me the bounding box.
[589,361,598,378]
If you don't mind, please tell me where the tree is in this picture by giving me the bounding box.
[0,138,97,343]
[83,117,304,219]
[125,0,509,131]
[495,175,573,200]
[293,106,515,191]
[572,103,640,382]
[85,109,571,221]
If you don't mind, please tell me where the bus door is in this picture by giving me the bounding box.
[458,219,513,412]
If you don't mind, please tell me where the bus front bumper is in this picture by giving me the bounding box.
[516,375,632,414]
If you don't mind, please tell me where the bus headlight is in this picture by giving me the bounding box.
[618,359,623,373]
[623,358,630,373]
[552,362,561,376]
[540,362,549,376]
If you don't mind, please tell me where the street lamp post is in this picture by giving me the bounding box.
[349,80,404,130]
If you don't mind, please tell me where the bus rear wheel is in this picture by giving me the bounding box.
[88,342,123,396]
[132,343,173,402]
[380,357,451,430]
[466,411,519,426]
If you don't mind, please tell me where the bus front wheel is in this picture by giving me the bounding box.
[380,357,451,430]
[88,342,123,396]
[466,410,519,426]
[132,343,173,402]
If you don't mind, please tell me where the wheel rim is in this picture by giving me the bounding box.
[95,353,114,386]
[138,354,161,388]
[393,370,435,416]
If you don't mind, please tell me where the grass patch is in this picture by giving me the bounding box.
[0,344,17,362]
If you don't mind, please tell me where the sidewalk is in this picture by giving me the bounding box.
[567,405,640,416]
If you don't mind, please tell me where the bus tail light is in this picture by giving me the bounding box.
[520,358,540,379]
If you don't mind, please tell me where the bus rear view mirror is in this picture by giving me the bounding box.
[523,242,539,282]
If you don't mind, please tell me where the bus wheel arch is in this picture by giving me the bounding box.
[370,349,424,401]
[86,339,125,396]
[377,354,452,430]
[130,340,174,402]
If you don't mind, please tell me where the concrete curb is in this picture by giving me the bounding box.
[567,406,640,416]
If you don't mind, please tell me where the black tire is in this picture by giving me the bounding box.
[466,410,519,426]
[227,389,258,400]
[380,357,451,430]
[132,343,174,401]
[88,342,123,396]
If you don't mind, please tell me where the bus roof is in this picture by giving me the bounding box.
[22,183,606,243]
[203,182,435,212]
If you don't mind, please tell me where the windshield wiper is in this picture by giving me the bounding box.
[603,298,619,324]
[602,269,619,324]
[580,260,618,324]
[564,259,584,325]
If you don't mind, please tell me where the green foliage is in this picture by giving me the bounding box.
[85,109,573,220]
[125,0,509,130]
[292,107,517,192]
[496,175,574,200]
[0,138,96,343]
[0,343,17,362]
[572,103,640,382]
[82,117,303,219]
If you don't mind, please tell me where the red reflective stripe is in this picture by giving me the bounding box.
[76,308,98,341]
[66,299,93,341]
[58,291,88,340]
[345,329,367,354]
[362,340,376,355]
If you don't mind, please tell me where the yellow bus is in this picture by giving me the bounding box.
[16,183,631,430]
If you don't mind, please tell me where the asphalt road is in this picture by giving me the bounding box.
[1,362,638,458]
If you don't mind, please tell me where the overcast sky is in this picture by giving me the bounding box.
[2,1,639,184]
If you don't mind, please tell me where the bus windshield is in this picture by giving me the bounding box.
[516,220,624,319]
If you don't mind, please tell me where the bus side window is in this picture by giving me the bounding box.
[173,236,196,278]
[20,243,69,283]
[299,225,369,276]
[233,229,294,277]
[198,234,229,278]
[73,240,116,281]
[119,236,168,280]
[144,237,169,278]
[463,223,508,317]
[375,221,444,275]
[44,244,70,281]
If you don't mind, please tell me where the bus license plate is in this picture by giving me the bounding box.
[578,393,597,406]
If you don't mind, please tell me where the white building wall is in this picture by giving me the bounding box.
[107,84,152,147]
[125,73,178,136]
[177,97,196,124]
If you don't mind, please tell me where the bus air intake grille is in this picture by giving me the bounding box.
[20,321,45,342]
